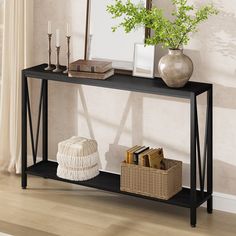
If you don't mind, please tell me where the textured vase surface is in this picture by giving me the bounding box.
[158,49,193,88]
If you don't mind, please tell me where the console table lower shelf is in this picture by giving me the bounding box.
[26,160,211,209]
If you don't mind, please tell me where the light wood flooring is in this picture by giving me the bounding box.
[0,173,236,236]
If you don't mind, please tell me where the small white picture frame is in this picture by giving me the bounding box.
[133,43,155,78]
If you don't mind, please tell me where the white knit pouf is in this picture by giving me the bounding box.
[56,136,99,181]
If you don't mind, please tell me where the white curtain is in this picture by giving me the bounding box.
[0,0,33,173]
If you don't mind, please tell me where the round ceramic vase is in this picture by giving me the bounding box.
[158,49,193,88]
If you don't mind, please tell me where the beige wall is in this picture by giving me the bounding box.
[32,0,236,196]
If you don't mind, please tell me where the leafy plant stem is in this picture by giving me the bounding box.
[165,27,176,48]
[107,0,219,49]
[175,25,192,49]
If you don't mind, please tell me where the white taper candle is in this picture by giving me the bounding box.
[48,21,52,34]
[56,29,60,47]
[66,23,71,37]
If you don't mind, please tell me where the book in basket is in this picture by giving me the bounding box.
[68,69,114,80]
[69,60,112,73]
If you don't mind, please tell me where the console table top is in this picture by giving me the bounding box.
[23,64,212,99]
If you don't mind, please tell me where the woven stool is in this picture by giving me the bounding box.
[56,136,99,181]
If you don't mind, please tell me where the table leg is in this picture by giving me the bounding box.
[21,73,28,189]
[207,87,213,213]
[190,207,197,228]
[42,79,48,162]
[190,94,197,227]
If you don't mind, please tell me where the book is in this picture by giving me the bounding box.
[139,149,154,167]
[69,60,113,73]
[68,69,114,80]
[148,148,164,169]
[125,145,139,163]
[133,146,149,165]
[127,146,142,164]
[131,146,145,164]
[138,149,152,166]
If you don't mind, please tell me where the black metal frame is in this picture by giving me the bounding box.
[21,64,213,227]
[21,72,48,188]
[190,89,213,226]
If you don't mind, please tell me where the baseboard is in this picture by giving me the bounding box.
[30,157,236,214]
[211,192,236,214]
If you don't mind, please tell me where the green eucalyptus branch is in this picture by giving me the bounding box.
[107,0,219,49]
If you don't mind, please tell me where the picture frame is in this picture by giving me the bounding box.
[133,43,155,78]
[84,0,153,74]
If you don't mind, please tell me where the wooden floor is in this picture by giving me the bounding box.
[0,173,236,236]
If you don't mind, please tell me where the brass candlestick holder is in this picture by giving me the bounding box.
[53,46,63,73]
[45,34,54,71]
[64,36,71,74]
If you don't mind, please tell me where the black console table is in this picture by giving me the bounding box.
[22,64,213,227]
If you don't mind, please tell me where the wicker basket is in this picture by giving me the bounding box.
[120,159,182,200]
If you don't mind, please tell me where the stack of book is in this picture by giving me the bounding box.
[125,145,166,170]
[68,60,114,80]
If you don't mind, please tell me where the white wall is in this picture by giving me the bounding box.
[32,0,236,201]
